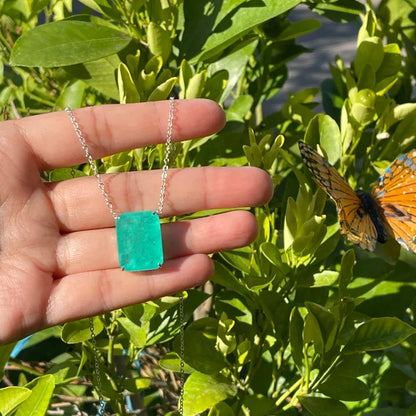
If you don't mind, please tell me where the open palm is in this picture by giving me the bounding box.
[0,99,273,343]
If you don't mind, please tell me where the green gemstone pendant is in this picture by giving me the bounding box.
[116,211,163,271]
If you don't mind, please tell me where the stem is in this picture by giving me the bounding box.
[0,36,11,55]
[275,377,303,408]
[6,360,44,376]
[347,126,363,156]
[302,345,311,394]
[102,314,128,415]
[255,102,263,125]
[235,317,269,414]
[310,353,342,390]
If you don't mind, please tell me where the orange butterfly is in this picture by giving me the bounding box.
[298,141,416,252]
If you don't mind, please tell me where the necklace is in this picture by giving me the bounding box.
[65,97,185,415]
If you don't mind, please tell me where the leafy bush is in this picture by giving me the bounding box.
[2,0,416,415]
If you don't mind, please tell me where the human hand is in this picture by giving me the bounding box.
[0,99,273,343]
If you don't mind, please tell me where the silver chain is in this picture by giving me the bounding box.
[156,96,175,216]
[66,97,186,415]
[178,293,185,414]
[69,169,106,415]
[65,97,175,219]
[65,107,119,220]
[89,317,106,415]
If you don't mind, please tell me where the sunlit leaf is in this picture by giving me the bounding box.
[0,386,31,415]
[61,317,104,344]
[344,317,416,353]
[183,372,237,415]
[15,375,55,416]
[10,21,131,67]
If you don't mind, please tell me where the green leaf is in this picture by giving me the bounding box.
[147,22,172,62]
[183,318,226,374]
[186,70,207,99]
[14,327,61,351]
[217,313,237,355]
[284,197,298,250]
[299,396,349,416]
[393,103,416,122]
[344,317,416,353]
[408,402,416,416]
[311,270,339,288]
[355,37,384,78]
[318,375,369,401]
[236,340,251,365]
[118,62,141,103]
[148,77,177,101]
[159,352,194,374]
[183,372,237,416]
[15,375,55,416]
[103,150,133,173]
[364,408,407,416]
[242,394,275,415]
[305,302,336,352]
[49,168,87,182]
[122,377,152,393]
[148,291,209,345]
[208,39,257,103]
[339,249,355,296]
[0,343,16,379]
[390,109,416,149]
[179,59,195,97]
[303,312,324,354]
[61,317,104,344]
[64,54,121,100]
[208,401,234,416]
[219,247,252,275]
[10,20,131,67]
[357,63,376,90]
[181,0,301,62]
[204,70,228,102]
[289,307,304,370]
[118,317,147,348]
[312,0,364,22]
[211,261,251,299]
[305,114,342,165]
[0,386,31,415]
[56,79,86,110]
[358,8,377,42]
[260,242,283,268]
[294,215,327,256]
[278,19,321,41]
[376,43,402,82]
[79,0,122,20]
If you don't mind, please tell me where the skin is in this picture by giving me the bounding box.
[0,99,274,344]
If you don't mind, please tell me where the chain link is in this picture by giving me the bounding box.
[178,293,185,414]
[156,96,175,216]
[69,168,107,415]
[65,106,119,220]
[65,97,175,220]
[89,317,106,416]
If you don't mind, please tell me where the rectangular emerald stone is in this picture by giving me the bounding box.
[116,211,163,272]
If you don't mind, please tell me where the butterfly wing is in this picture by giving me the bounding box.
[298,141,378,251]
[372,150,416,252]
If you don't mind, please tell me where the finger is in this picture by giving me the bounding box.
[48,166,273,231]
[47,254,214,326]
[55,210,257,276]
[10,99,225,170]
